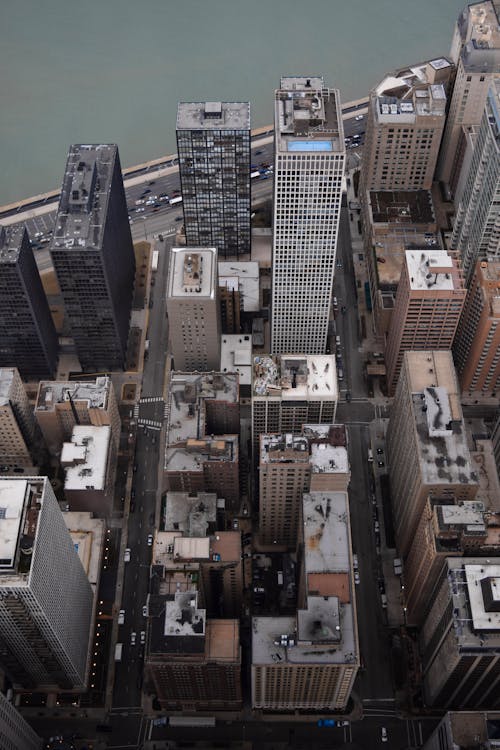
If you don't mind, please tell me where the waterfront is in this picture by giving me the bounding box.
[1,0,464,204]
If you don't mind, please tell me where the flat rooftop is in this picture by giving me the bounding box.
[371,228,441,287]
[218,261,260,312]
[35,377,111,412]
[220,335,252,386]
[404,351,462,410]
[0,479,28,570]
[260,433,310,464]
[164,492,217,537]
[275,78,344,153]
[168,248,217,299]
[253,354,337,401]
[370,190,435,226]
[406,250,458,291]
[177,101,250,131]
[445,558,500,649]
[0,223,25,263]
[51,144,119,251]
[459,3,500,69]
[435,500,486,534]
[64,511,105,587]
[61,425,110,491]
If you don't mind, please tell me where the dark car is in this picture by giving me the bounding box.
[345,391,352,403]
[377,447,384,454]
[130,501,136,513]
[377,460,385,468]
[142,188,151,195]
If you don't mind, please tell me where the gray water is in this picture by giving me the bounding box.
[0,0,464,205]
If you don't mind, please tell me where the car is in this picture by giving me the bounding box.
[377,460,385,468]
[136,207,145,212]
[335,335,341,346]
[118,610,125,625]
[147,534,153,546]
[378,579,386,594]
[124,548,131,563]
[140,631,146,644]
[341,305,347,314]
[130,632,136,646]
[353,554,359,571]
[130,501,136,513]
[175,216,183,221]
[317,719,336,727]
[339,720,350,726]
[354,571,360,585]
[142,188,151,194]
[355,114,364,121]
[381,727,388,742]
[232,519,239,530]
[377,447,384,455]
[148,180,156,185]
[345,391,352,403]
[255,150,263,155]
[133,464,138,473]
[381,593,388,609]
[374,520,380,534]
[142,605,148,617]
[135,199,145,205]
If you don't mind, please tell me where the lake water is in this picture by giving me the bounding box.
[0,0,465,204]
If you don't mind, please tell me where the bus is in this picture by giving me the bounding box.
[151,250,159,272]
[168,716,216,727]
[169,196,183,206]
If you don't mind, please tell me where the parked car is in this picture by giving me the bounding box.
[140,631,146,644]
[130,631,136,645]
[381,727,388,742]
[118,610,125,624]
[124,548,131,563]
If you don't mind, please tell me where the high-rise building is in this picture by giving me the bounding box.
[176,101,251,258]
[0,368,38,469]
[421,557,500,708]
[34,376,120,456]
[252,491,359,711]
[167,248,221,371]
[252,354,338,455]
[271,77,345,354]
[437,1,500,189]
[0,477,94,690]
[385,249,466,394]
[386,351,478,555]
[50,144,135,371]
[0,689,42,750]
[0,226,58,381]
[451,80,500,281]
[421,711,494,750]
[453,260,500,395]
[362,59,450,192]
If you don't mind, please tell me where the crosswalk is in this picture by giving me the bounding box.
[134,395,166,431]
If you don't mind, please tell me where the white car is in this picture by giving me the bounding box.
[354,571,360,585]
[381,727,388,742]
[355,114,364,121]
[135,199,145,205]
[142,605,148,617]
[140,631,146,644]
[147,534,153,546]
[118,610,125,625]
[124,548,131,563]
[130,631,136,646]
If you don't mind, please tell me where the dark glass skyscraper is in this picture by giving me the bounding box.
[176,102,251,258]
[0,225,58,380]
[50,144,135,371]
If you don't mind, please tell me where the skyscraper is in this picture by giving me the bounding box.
[386,351,478,556]
[0,477,94,690]
[50,144,136,371]
[437,1,500,189]
[453,260,500,395]
[167,247,221,371]
[362,59,450,192]
[450,79,500,280]
[271,77,345,354]
[0,368,37,469]
[0,689,42,750]
[176,102,251,258]
[0,225,58,380]
[385,249,465,395]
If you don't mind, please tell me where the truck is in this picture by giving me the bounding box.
[114,643,123,662]
[151,249,159,272]
[169,196,183,206]
[251,170,261,179]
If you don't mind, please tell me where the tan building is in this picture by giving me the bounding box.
[421,711,498,750]
[405,499,488,625]
[362,189,438,335]
[421,557,500,708]
[385,250,466,394]
[362,59,450,192]
[438,1,500,189]
[258,426,350,547]
[453,260,500,396]
[164,372,240,513]
[252,354,338,456]
[218,261,259,335]
[61,425,115,517]
[386,351,478,555]
[145,591,242,712]
[34,377,120,457]
[167,247,221,371]
[0,368,37,469]
[252,491,359,712]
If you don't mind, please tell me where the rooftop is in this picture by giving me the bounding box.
[176,101,250,131]
[220,335,252,386]
[164,492,217,537]
[370,190,435,226]
[61,425,110,491]
[0,478,48,584]
[35,377,111,412]
[458,2,500,71]
[218,261,260,311]
[253,354,337,401]
[275,78,344,153]
[0,223,26,264]
[406,249,459,291]
[445,558,500,649]
[168,248,217,299]
[64,511,106,588]
[373,58,449,121]
[51,144,119,251]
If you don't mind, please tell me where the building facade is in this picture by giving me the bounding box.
[176,101,251,258]
[271,77,345,354]
[0,369,37,469]
[386,351,478,556]
[50,144,135,371]
[385,250,465,395]
[453,260,500,395]
[0,689,42,750]
[451,79,500,280]
[167,248,221,371]
[0,477,94,690]
[0,226,58,381]
[437,1,500,189]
